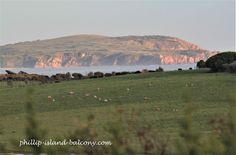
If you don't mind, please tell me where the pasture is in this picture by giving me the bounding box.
[0,70,235,153]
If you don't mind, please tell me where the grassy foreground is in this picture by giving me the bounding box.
[0,70,235,153]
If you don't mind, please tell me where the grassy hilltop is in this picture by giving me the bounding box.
[0,70,235,153]
[0,35,213,68]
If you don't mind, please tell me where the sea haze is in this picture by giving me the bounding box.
[0,64,196,76]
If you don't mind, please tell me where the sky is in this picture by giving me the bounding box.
[0,0,235,51]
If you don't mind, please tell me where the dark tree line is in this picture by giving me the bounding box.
[197,52,236,73]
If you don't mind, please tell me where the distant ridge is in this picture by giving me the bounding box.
[0,35,217,68]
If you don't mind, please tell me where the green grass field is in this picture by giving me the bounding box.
[0,70,235,152]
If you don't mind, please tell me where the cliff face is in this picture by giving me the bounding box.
[0,35,217,68]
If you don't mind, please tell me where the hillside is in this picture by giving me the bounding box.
[0,35,216,68]
[0,70,235,152]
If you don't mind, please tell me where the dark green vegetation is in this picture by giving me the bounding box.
[0,69,163,83]
[196,60,206,68]
[0,70,235,154]
[197,52,236,73]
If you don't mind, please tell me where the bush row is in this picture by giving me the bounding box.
[0,67,164,83]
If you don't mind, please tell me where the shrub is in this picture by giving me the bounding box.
[18,71,28,74]
[105,73,112,77]
[115,72,122,76]
[72,73,83,79]
[120,71,130,75]
[196,60,206,68]
[112,72,116,76]
[50,75,59,81]
[142,69,149,73]
[205,52,236,72]
[156,67,164,72]
[65,72,71,80]
[55,73,70,80]
[94,72,104,78]
[87,72,94,77]
[148,70,156,72]
[5,70,16,75]
[134,71,141,74]
[223,61,236,73]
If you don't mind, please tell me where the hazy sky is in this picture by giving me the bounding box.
[0,0,235,51]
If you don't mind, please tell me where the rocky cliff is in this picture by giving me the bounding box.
[0,35,217,68]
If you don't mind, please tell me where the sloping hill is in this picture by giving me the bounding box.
[0,35,216,68]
